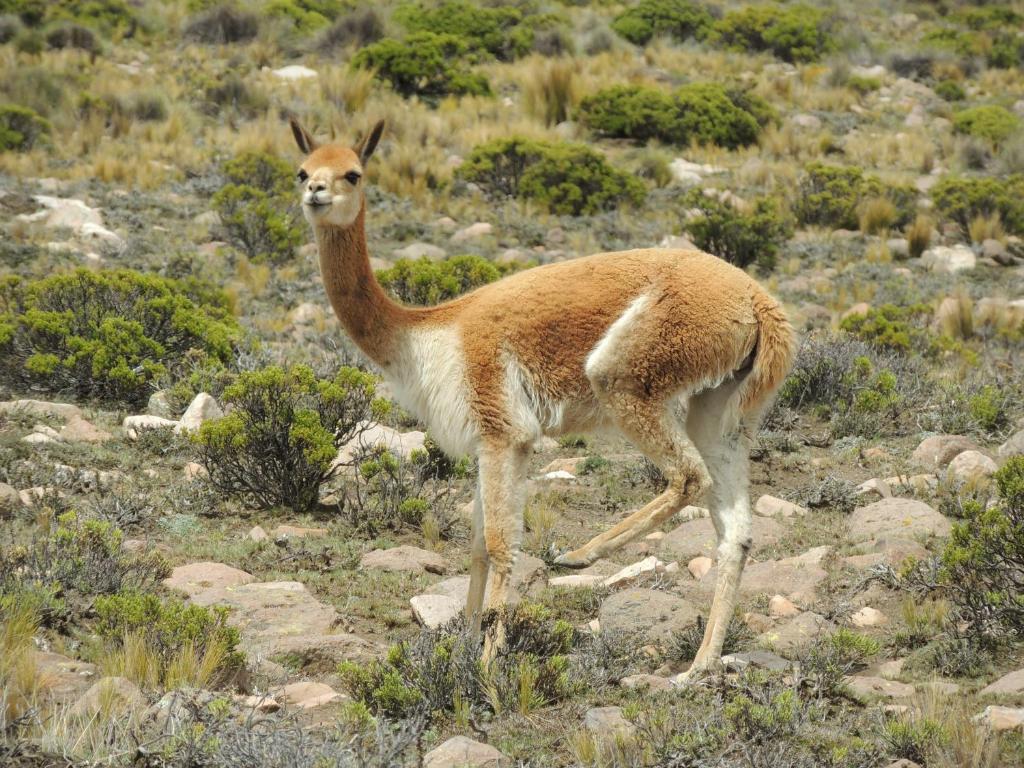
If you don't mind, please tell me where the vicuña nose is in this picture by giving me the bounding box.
[308,179,327,193]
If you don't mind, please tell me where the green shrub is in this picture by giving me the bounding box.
[0,104,50,152]
[457,136,645,215]
[931,175,1024,237]
[939,456,1024,643]
[184,3,259,44]
[711,3,833,63]
[377,254,523,306]
[39,0,137,34]
[610,0,712,46]
[683,191,793,271]
[351,32,491,99]
[264,0,344,32]
[839,304,930,353]
[212,150,304,264]
[0,512,169,627]
[393,0,552,60]
[795,162,916,230]
[0,0,45,25]
[987,33,1024,70]
[94,591,244,687]
[953,105,1020,145]
[0,269,240,406]
[195,364,387,512]
[935,79,965,102]
[578,83,768,149]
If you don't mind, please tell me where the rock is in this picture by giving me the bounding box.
[70,677,145,719]
[769,595,800,618]
[695,557,827,605]
[163,562,255,596]
[360,545,448,575]
[758,612,831,653]
[336,423,427,464]
[743,612,773,633]
[920,244,976,273]
[34,651,97,704]
[841,302,871,321]
[792,113,822,130]
[271,525,327,540]
[0,482,22,514]
[884,474,938,495]
[999,431,1024,459]
[0,399,81,420]
[851,606,887,627]
[182,461,207,481]
[845,676,916,700]
[174,392,223,435]
[847,498,951,544]
[410,592,462,628]
[687,556,713,580]
[659,516,785,562]
[393,242,446,261]
[975,705,1024,732]
[22,431,58,445]
[946,450,997,483]
[276,681,342,710]
[18,195,103,232]
[887,238,910,259]
[57,416,112,443]
[423,736,511,768]
[584,706,635,738]
[271,64,317,80]
[548,574,604,588]
[980,668,1024,696]
[659,234,698,250]
[982,239,1006,261]
[619,673,674,691]
[450,222,493,243]
[147,390,174,419]
[721,650,791,673]
[123,414,178,440]
[540,457,586,475]
[603,556,664,588]
[598,588,700,646]
[537,469,577,484]
[80,222,125,254]
[754,495,807,518]
[247,525,269,542]
[844,537,930,570]
[855,478,891,500]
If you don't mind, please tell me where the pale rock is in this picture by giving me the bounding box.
[538,469,577,484]
[236,694,280,713]
[982,238,1006,261]
[33,651,97,704]
[271,525,327,539]
[721,650,791,672]
[147,390,174,418]
[687,556,713,579]
[0,482,22,514]
[360,545,448,575]
[975,705,1024,732]
[589,618,600,633]
[548,574,604,588]
[998,430,1024,459]
[19,487,48,507]
[603,556,664,588]
[845,675,915,700]
[584,706,636,738]
[182,462,207,481]
[980,668,1024,696]
[451,222,493,243]
[423,736,511,768]
[393,242,446,261]
[754,494,808,518]
[70,677,145,719]
[435,216,457,231]
[744,612,773,633]
[758,612,831,652]
[599,589,700,647]
[946,450,997,483]
[792,113,822,130]
[844,537,929,570]
[123,414,178,440]
[847,498,951,543]
[855,478,891,500]
[247,525,269,542]
[164,562,255,596]
[696,556,827,605]
[541,457,585,474]
[276,681,341,710]
[884,473,938,494]
[886,238,910,259]
[271,64,317,80]
[769,595,800,618]
[851,606,887,627]
[853,64,887,79]
[80,222,125,253]
[619,673,674,691]
[659,516,785,562]
[335,422,427,464]
[664,560,679,574]
[18,195,103,232]
[174,392,222,435]
[920,244,976,273]
[59,416,112,443]
[23,431,58,445]
[0,399,81,419]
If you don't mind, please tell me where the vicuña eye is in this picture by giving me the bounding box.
[297,169,308,182]
[344,171,362,185]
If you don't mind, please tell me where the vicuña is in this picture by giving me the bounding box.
[290,116,796,681]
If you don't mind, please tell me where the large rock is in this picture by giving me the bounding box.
[598,588,700,646]
[845,676,916,700]
[602,556,665,588]
[758,612,831,653]
[975,705,1024,732]
[336,423,427,464]
[920,245,976,274]
[174,392,223,435]
[70,677,145,719]
[424,736,510,768]
[946,450,997,484]
[999,431,1024,460]
[659,516,785,562]
[275,681,342,710]
[912,434,980,470]
[18,195,103,232]
[123,414,178,440]
[393,242,446,261]
[980,668,1024,696]
[0,399,81,420]
[847,498,951,544]
[34,651,97,704]
[693,557,827,606]
[59,416,112,443]
[360,545,448,575]
[754,495,808,518]
[163,562,256,596]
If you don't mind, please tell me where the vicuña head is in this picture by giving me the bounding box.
[290,115,384,229]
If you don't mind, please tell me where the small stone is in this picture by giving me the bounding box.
[619,673,674,691]
[584,706,635,738]
[276,681,341,710]
[360,545,448,575]
[855,478,891,500]
[851,606,887,627]
[70,677,145,719]
[548,574,604,588]
[980,668,1024,696]
[845,676,915,700]
[754,495,808,518]
[687,556,713,579]
[182,462,207,481]
[393,242,446,261]
[450,222,493,243]
[912,434,980,470]
[174,393,222,435]
[123,414,178,440]
[424,736,511,768]
[721,650,791,672]
[271,64,317,80]
[975,705,1024,732]
[769,595,800,618]
[946,450,997,484]
[247,525,269,542]
[602,556,664,588]
[23,431,58,445]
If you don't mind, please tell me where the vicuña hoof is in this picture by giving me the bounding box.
[553,549,594,568]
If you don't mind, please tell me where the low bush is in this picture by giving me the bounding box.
[931,175,1024,237]
[795,162,916,231]
[183,3,259,44]
[935,79,965,102]
[264,0,345,32]
[0,512,169,627]
[212,150,304,264]
[44,22,99,53]
[839,303,931,353]
[16,0,137,34]
[0,269,240,406]
[578,83,770,149]
[457,136,645,215]
[94,591,243,688]
[683,190,793,271]
[195,364,387,512]
[0,104,50,152]
[377,254,523,306]
[953,105,1020,145]
[710,3,833,63]
[351,32,490,99]
[610,0,712,46]
[317,7,383,51]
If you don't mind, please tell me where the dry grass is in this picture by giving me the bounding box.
[934,294,974,340]
[968,212,1004,245]
[0,603,47,730]
[100,631,232,690]
[906,215,933,259]
[521,56,579,127]
[858,197,897,235]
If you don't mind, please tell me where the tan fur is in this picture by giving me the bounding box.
[290,118,797,677]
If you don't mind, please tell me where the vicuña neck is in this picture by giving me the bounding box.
[314,205,414,367]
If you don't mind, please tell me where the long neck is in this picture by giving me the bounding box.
[315,205,413,367]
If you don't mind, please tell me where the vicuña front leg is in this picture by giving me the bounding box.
[464,490,488,635]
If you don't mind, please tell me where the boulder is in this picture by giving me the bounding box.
[424,736,510,768]
[694,557,827,605]
[847,498,951,543]
[163,562,255,597]
[999,430,1024,460]
[393,242,446,262]
[360,545,448,575]
[450,222,493,243]
[147,390,175,419]
[276,681,342,710]
[34,651,97,704]
[247,525,269,542]
[336,423,427,464]
[975,705,1024,732]
[851,606,887,627]
[854,478,891,500]
[17,195,103,232]
[912,434,981,470]
[845,676,915,700]
[659,515,785,562]
[921,245,976,274]
[946,450,997,483]
[758,612,831,653]
[754,495,808,518]
[980,668,1024,697]
[123,415,178,440]
[769,595,800,618]
[70,677,145,719]
[598,588,700,646]
[174,392,223,435]
[59,416,112,443]
[584,706,635,737]
[0,399,81,420]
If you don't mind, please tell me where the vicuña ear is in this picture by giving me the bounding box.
[289,115,318,155]
[356,119,385,165]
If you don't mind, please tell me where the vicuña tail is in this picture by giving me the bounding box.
[738,291,797,415]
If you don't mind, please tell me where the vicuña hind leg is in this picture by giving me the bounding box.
[554,393,710,567]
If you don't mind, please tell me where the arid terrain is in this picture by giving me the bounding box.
[1,0,1024,766]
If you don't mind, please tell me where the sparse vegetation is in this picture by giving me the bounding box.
[351,32,491,99]
[683,190,793,270]
[795,162,917,230]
